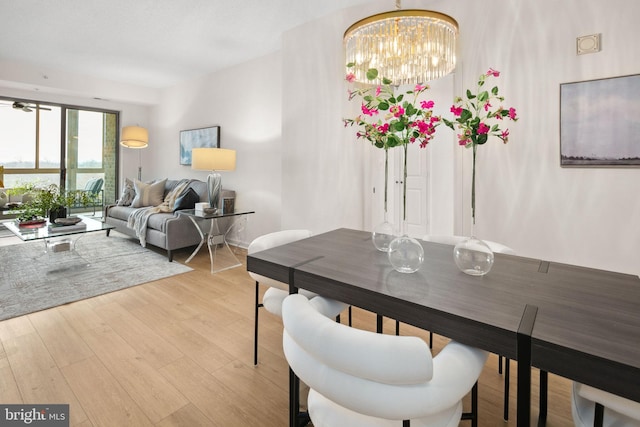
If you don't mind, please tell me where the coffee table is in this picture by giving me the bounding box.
[4,215,114,271]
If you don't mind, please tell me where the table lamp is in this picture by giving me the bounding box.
[191,148,236,213]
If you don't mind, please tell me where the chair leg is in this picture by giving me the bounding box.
[254,281,263,365]
[395,320,400,335]
[461,382,479,427]
[499,355,503,374]
[504,358,510,420]
[348,306,352,326]
[429,331,433,349]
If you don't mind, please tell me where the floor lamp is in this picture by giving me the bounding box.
[120,126,148,180]
[191,148,236,213]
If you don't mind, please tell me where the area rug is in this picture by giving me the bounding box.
[0,233,192,321]
[0,223,14,238]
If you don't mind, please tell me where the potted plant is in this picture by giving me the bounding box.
[9,183,96,223]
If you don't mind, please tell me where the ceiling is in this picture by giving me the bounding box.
[0,0,375,90]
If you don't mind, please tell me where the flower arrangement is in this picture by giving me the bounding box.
[343,64,441,221]
[443,68,519,224]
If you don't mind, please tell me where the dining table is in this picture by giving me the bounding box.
[246,228,640,427]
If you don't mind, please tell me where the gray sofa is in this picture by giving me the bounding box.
[104,179,235,261]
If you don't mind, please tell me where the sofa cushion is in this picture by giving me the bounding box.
[173,187,200,211]
[146,212,177,233]
[116,178,135,206]
[132,179,167,208]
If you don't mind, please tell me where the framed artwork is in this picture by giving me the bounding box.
[560,74,640,167]
[179,126,220,166]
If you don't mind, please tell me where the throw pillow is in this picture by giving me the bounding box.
[116,178,135,206]
[131,178,167,208]
[173,187,200,212]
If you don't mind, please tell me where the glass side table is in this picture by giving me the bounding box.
[180,209,255,274]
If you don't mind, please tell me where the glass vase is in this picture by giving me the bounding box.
[454,236,494,276]
[387,145,424,273]
[454,144,494,276]
[372,148,396,252]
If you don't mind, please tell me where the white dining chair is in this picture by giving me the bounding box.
[248,229,348,365]
[572,382,640,427]
[423,234,516,421]
[282,293,488,427]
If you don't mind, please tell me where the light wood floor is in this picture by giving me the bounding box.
[0,240,575,426]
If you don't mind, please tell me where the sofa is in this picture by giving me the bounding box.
[104,178,235,261]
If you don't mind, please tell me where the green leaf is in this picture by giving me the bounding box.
[396,94,404,102]
[442,118,455,130]
[491,86,499,95]
[363,95,373,102]
[389,97,397,104]
[477,134,488,145]
[478,91,489,102]
[366,68,378,80]
[382,77,393,85]
[378,101,389,111]
[406,104,417,116]
[460,109,473,122]
[466,89,476,100]
[393,122,405,132]
[346,62,355,68]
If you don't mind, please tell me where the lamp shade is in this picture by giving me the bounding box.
[120,126,149,148]
[192,148,236,171]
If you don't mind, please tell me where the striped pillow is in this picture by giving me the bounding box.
[131,179,167,208]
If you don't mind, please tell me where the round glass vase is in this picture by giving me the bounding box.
[372,148,396,252]
[388,231,424,273]
[453,236,494,276]
[372,215,396,252]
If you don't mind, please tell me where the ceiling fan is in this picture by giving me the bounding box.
[0,101,52,112]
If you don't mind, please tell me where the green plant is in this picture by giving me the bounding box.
[9,182,96,222]
[442,68,519,224]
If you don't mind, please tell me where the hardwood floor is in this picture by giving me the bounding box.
[0,242,575,426]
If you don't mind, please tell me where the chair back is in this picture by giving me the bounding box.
[423,234,516,255]
[248,230,312,290]
[84,178,104,195]
[572,382,640,427]
[282,294,487,422]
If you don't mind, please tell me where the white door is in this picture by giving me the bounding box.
[369,74,454,238]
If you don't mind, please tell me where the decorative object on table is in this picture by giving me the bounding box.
[54,216,82,225]
[560,74,640,167]
[191,147,236,214]
[344,65,442,272]
[343,0,458,86]
[222,196,235,214]
[179,125,220,166]
[120,125,149,181]
[443,68,519,276]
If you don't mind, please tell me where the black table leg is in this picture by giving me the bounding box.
[517,305,538,427]
[537,370,548,427]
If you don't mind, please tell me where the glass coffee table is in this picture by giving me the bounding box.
[4,215,114,271]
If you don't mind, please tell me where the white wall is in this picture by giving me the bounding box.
[148,52,283,246]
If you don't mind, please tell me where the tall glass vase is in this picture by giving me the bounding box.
[388,144,424,273]
[454,144,494,276]
[372,148,396,252]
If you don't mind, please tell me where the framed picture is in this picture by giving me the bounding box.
[560,74,640,167]
[179,126,220,166]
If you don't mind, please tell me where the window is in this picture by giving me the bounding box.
[0,99,118,205]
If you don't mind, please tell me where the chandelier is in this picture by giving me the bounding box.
[344,4,458,85]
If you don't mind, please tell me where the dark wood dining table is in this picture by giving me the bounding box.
[246,228,640,427]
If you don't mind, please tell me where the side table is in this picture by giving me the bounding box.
[180,209,255,274]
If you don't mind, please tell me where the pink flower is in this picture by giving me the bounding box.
[457,135,470,146]
[415,84,426,92]
[377,123,389,134]
[376,86,381,96]
[501,129,510,142]
[421,100,435,109]
[486,68,500,77]
[346,73,356,83]
[478,123,490,134]
[508,107,517,120]
[390,105,405,117]
[484,102,492,112]
[361,103,378,116]
[451,105,463,116]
